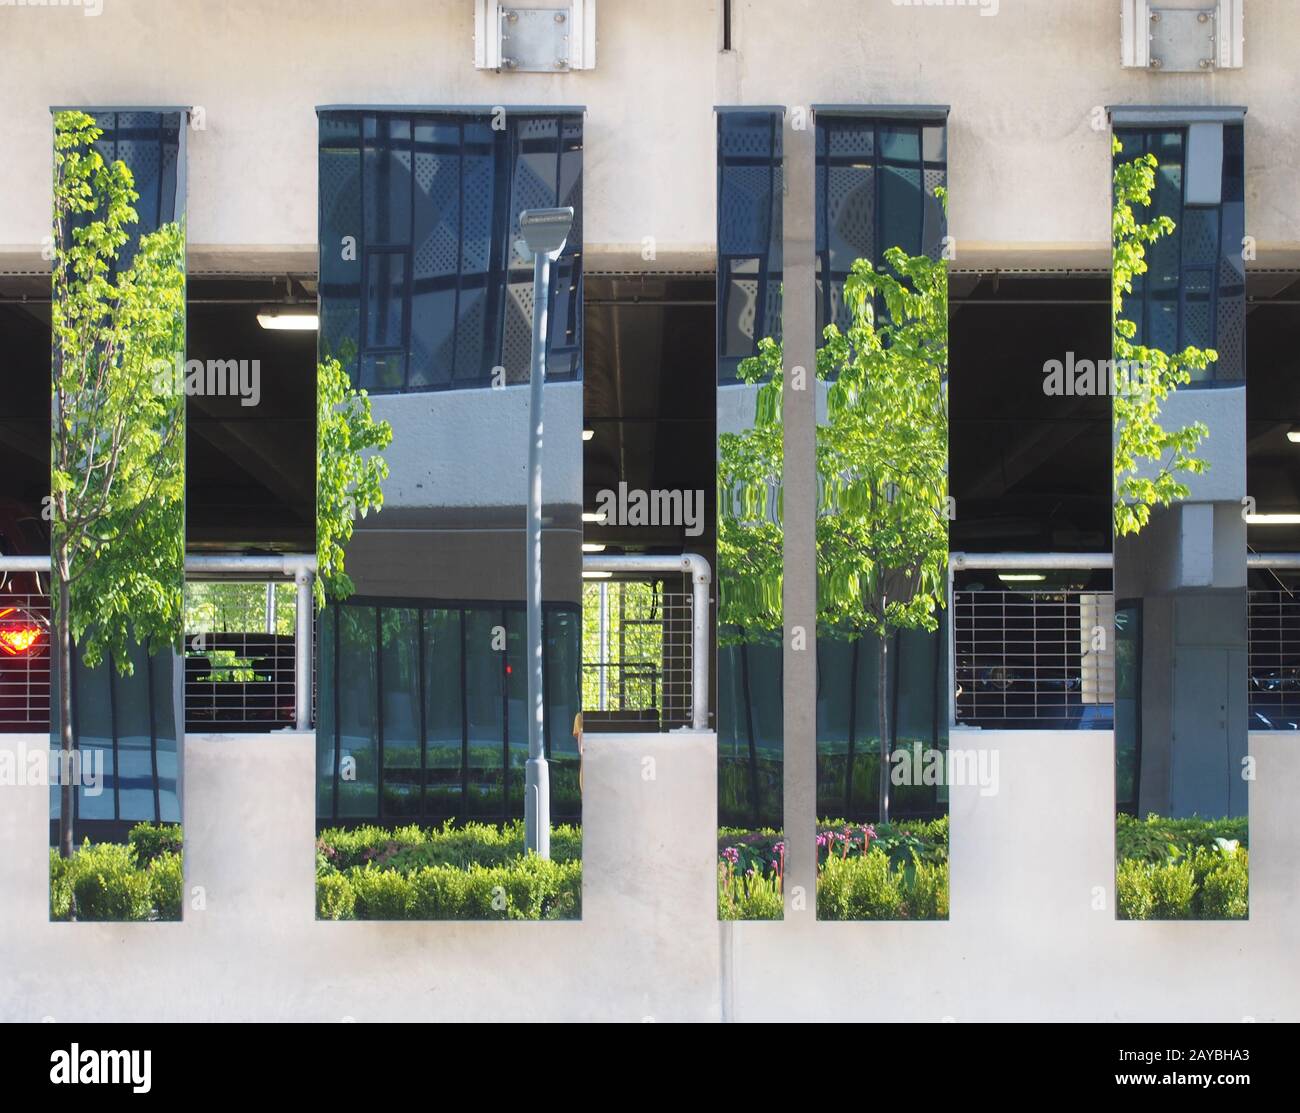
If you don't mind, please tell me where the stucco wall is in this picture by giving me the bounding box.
[2,1,1299,271]
[2,729,1297,1021]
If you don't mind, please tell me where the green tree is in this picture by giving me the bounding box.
[717,234,949,825]
[1112,139,1213,537]
[816,245,949,824]
[50,110,187,858]
[717,337,784,639]
[315,353,392,608]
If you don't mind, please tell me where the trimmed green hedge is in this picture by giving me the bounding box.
[316,821,582,920]
[818,849,949,921]
[50,826,183,922]
[1116,815,1248,920]
[318,820,581,872]
[1116,813,1248,863]
[318,857,582,921]
[719,816,951,921]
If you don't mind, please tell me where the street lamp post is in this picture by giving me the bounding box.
[518,206,574,860]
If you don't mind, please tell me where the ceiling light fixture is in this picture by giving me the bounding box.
[1245,514,1300,525]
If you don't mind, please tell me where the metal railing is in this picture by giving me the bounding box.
[1248,553,1300,729]
[1,551,714,736]
[0,590,51,732]
[950,552,1114,730]
[582,553,711,732]
[0,553,316,733]
[184,631,297,731]
[582,580,694,731]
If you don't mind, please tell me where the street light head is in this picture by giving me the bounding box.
[519,206,574,258]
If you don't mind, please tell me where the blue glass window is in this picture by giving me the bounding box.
[717,109,783,383]
[815,113,948,340]
[318,598,581,826]
[318,109,584,393]
[1114,123,1246,383]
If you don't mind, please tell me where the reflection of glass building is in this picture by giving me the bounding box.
[47,109,188,844]
[314,108,585,830]
[1112,111,1249,822]
[317,601,580,826]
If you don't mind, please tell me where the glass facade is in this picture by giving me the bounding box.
[717,109,783,383]
[316,600,581,826]
[1113,123,1246,383]
[815,114,948,338]
[49,108,187,846]
[318,108,583,392]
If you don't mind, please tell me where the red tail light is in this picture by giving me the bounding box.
[0,606,43,657]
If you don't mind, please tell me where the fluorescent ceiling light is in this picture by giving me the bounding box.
[582,429,595,441]
[997,573,1046,582]
[1245,514,1300,525]
[1287,430,1300,443]
[581,512,607,523]
[582,543,606,553]
[582,570,612,579]
[257,308,319,331]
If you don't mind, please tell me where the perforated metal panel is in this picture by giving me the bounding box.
[317,109,583,393]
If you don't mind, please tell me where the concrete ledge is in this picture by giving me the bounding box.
[0,730,721,1022]
[2,730,1297,1020]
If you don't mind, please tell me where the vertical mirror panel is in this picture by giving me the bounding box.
[812,110,950,921]
[1245,271,1300,735]
[315,109,583,921]
[717,108,784,921]
[1112,113,1249,921]
[47,110,187,921]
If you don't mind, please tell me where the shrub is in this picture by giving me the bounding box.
[905,858,949,920]
[329,856,582,921]
[316,871,356,920]
[1149,859,1197,920]
[1116,858,1155,920]
[68,842,155,922]
[148,851,184,921]
[1200,850,1249,920]
[128,822,184,866]
[717,863,782,920]
[1116,813,1248,863]
[818,850,903,920]
[317,820,583,873]
[348,864,415,920]
[1115,831,1249,920]
[49,850,72,921]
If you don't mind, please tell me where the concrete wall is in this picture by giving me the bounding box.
[3,729,1297,1021]
[372,381,582,512]
[3,1,1300,271]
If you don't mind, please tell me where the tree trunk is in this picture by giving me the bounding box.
[57,563,75,861]
[844,637,859,819]
[878,632,890,825]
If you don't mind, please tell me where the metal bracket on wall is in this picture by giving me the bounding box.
[1121,0,1244,70]
[474,1,597,71]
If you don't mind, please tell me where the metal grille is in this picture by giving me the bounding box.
[582,578,693,732]
[954,589,1115,728]
[184,632,296,731]
[0,592,51,731]
[1248,589,1300,728]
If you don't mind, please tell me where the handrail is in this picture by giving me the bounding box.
[1,551,712,734]
[0,553,316,730]
[582,553,712,731]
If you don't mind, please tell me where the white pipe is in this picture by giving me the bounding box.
[0,554,317,576]
[294,568,313,731]
[1248,553,1300,568]
[950,551,1112,571]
